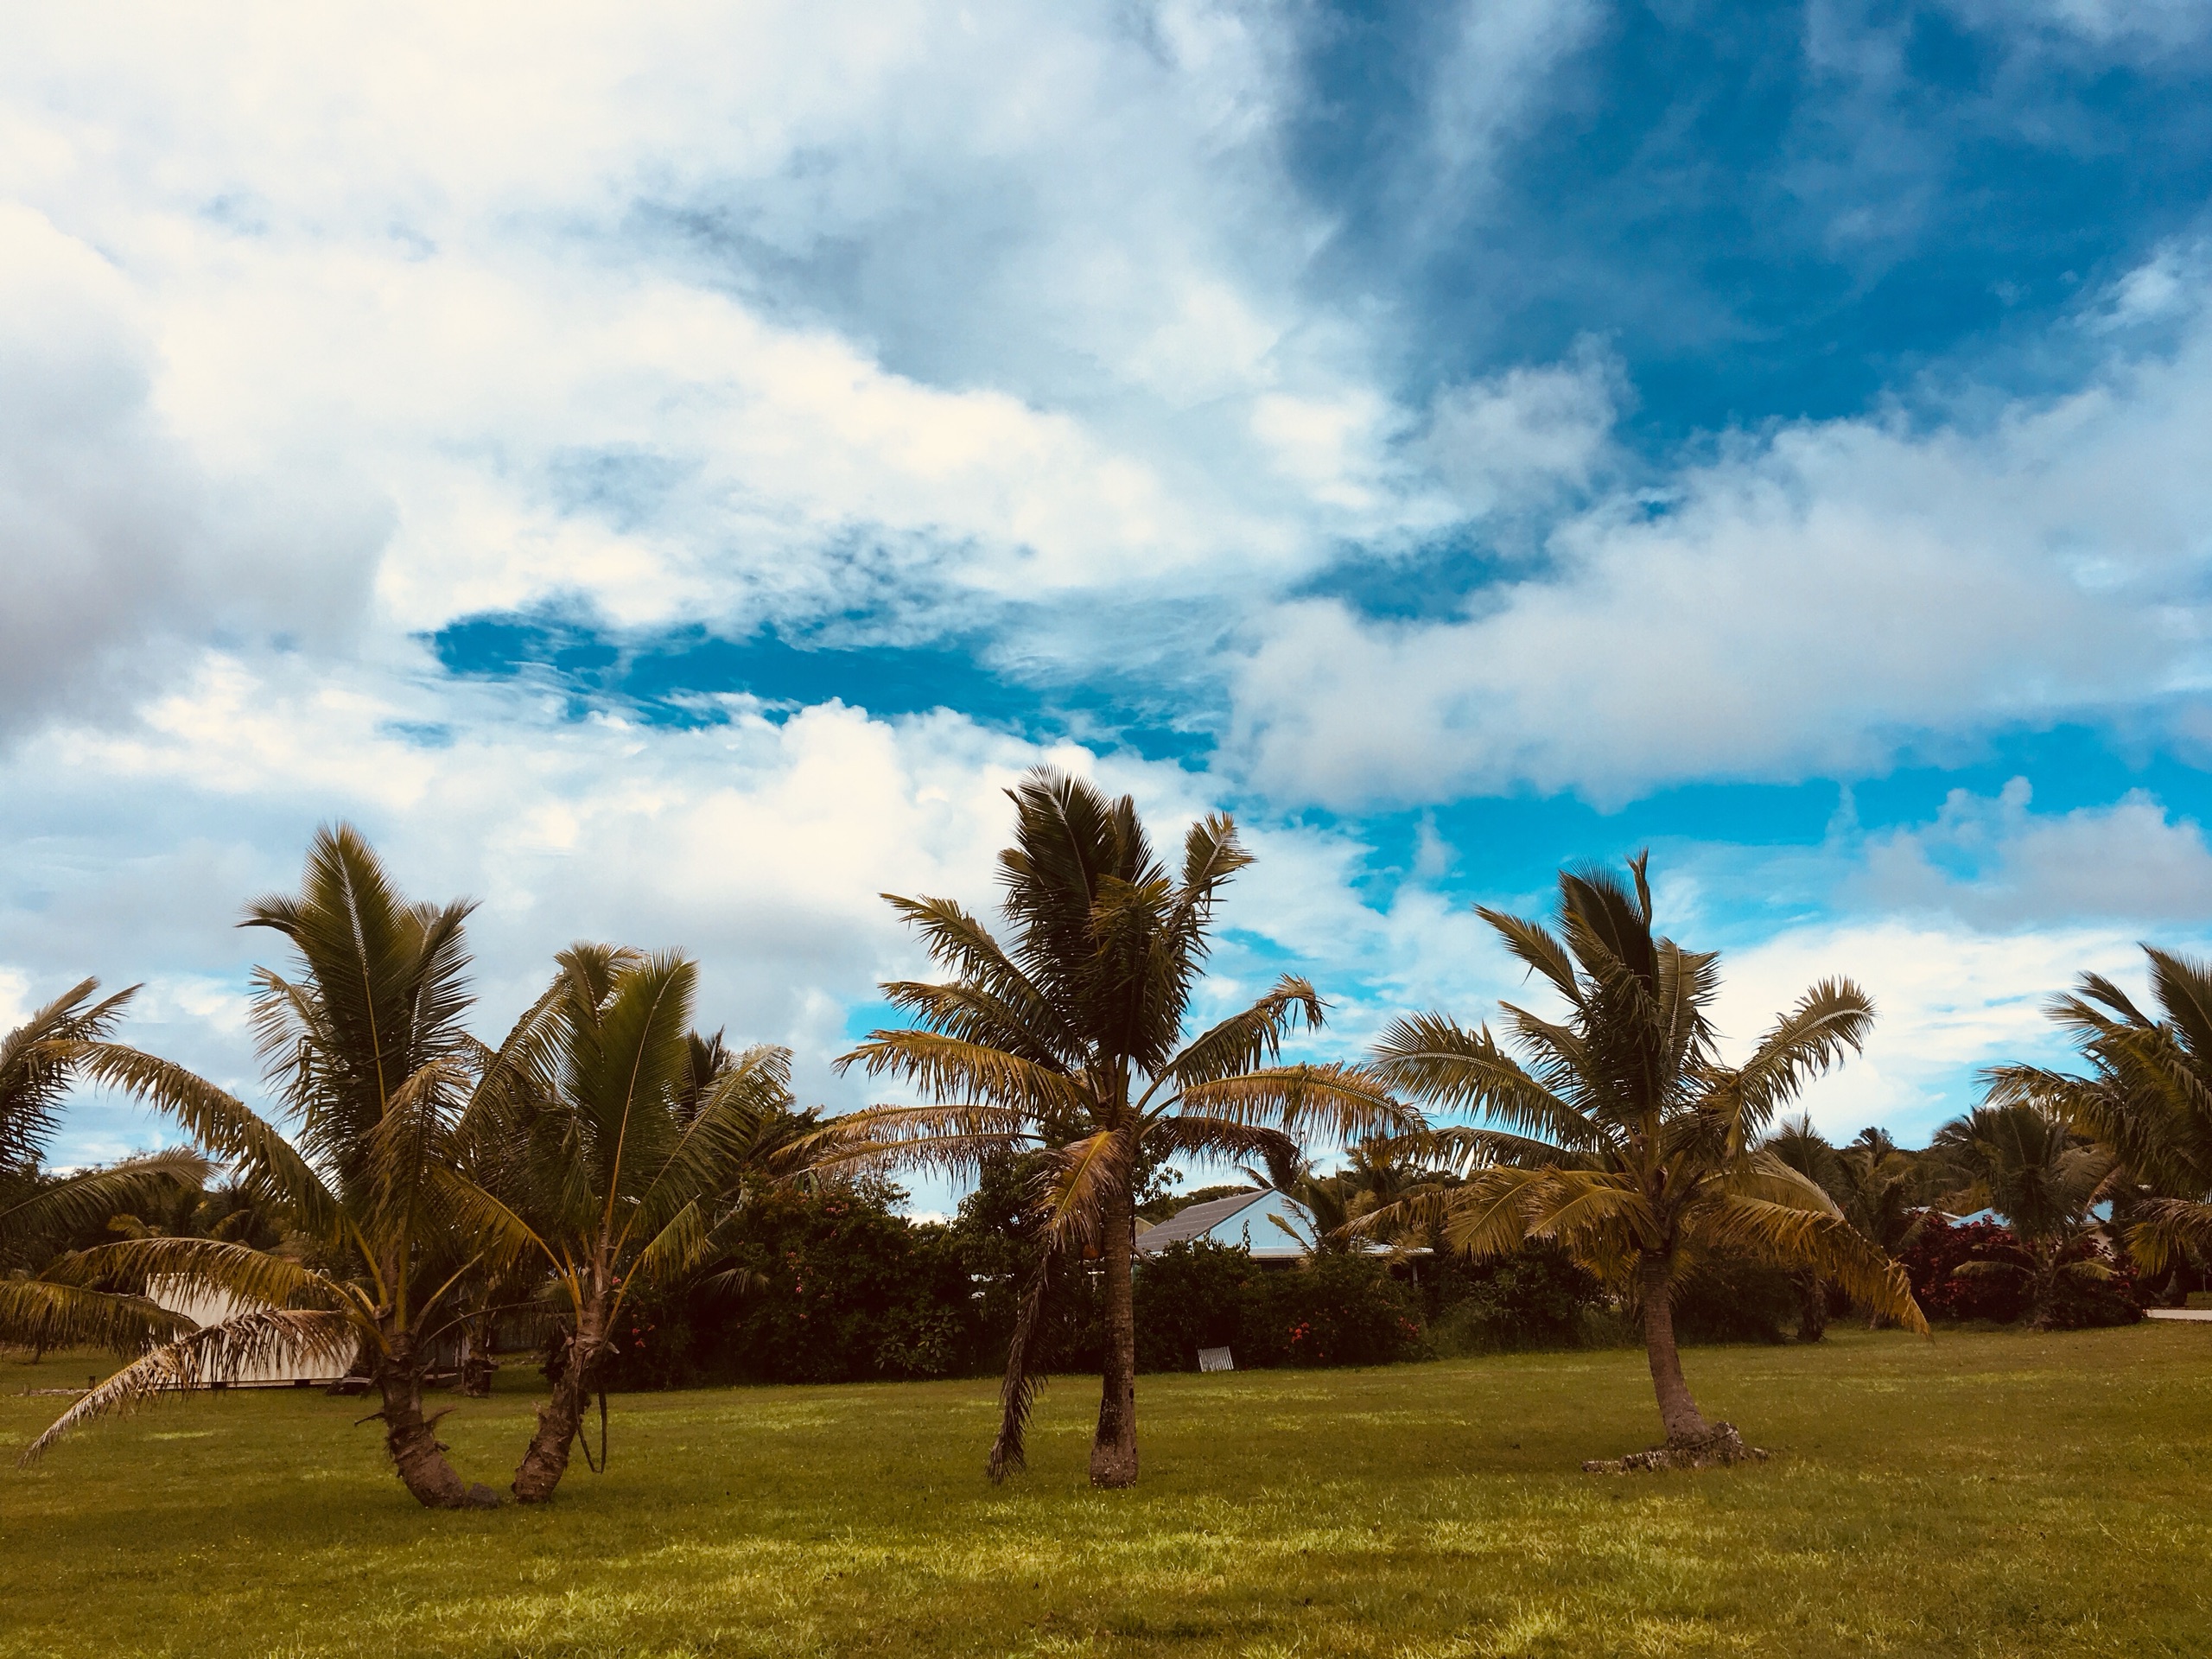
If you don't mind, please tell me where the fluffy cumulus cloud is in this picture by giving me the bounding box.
[8,3,2212,1174]
[1713,918,2171,1141]
[0,206,382,734]
[1229,251,2212,807]
[1857,779,2212,925]
[0,655,1129,1155]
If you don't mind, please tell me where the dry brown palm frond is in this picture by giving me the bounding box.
[19,1309,359,1466]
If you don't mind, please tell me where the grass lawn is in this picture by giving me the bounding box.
[3,1324,2208,1658]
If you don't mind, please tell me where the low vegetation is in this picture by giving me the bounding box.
[4,1325,2209,1658]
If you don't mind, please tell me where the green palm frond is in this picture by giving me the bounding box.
[1428,1166,1558,1259]
[2125,1196,2212,1274]
[1473,910,1581,1007]
[68,1045,340,1234]
[835,1030,1087,1118]
[1371,1014,1599,1147]
[1521,1169,1655,1256]
[0,978,142,1168]
[1143,1115,1297,1167]
[0,1147,211,1242]
[1725,979,1876,1135]
[1693,1194,1927,1332]
[0,1278,193,1355]
[1164,976,1325,1089]
[44,1235,342,1313]
[1174,1062,1415,1141]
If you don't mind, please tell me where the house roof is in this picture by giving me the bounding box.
[1135,1189,1314,1260]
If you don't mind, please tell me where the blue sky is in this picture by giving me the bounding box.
[6,1,2212,1204]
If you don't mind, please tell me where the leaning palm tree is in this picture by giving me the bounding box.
[836,767,1411,1487]
[481,944,802,1503]
[1369,854,1925,1465]
[22,826,551,1508]
[0,979,207,1353]
[1985,948,2212,1281]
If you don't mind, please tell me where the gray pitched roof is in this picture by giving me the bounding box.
[1136,1190,1311,1257]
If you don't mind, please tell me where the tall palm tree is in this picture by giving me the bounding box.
[22,826,549,1508]
[1985,948,2212,1281]
[1369,854,1924,1462]
[836,768,1410,1487]
[483,944,802,1503]
[1929,1103,2116,1326]
[0,980,207,1351]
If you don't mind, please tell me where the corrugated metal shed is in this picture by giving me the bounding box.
[1135,1190,1315,1261]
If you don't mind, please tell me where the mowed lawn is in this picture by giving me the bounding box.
[3,1325,2209,1658]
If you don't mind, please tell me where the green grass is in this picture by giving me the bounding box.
[3,1325,2209,1657]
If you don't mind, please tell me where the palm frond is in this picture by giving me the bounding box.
[0,1147,212,1242]
[834,1030,1086,1118]
[18,1310,359,1466]
[0,1278,193,1355]
[1174,1062,1417,1142]
[68,1044,340,1233]
[1693,1194,1926,1332]
[1164,976,1325,1090]
[43,1235,340,1313]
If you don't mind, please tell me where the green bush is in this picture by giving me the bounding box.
[1419,1244,1599,1355]
[1132,1244,1421,1371]
[1666,1255,1800,1344]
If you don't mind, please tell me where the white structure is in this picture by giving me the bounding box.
[147,1279,359,1388]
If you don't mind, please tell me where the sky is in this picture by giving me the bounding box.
[7,1,2212,1205]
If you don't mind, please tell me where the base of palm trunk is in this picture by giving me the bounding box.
[1581,1422,1769,1473]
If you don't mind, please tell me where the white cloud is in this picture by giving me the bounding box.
[1418,345,1622,519]
[1856,778,2212,925]
[1426,0,1604,187]
[0,645,1268,1166]
[0,206,382,735]
[1714,919,2159,1142]
[1229,251,2212,806]
[0,1,1447,702]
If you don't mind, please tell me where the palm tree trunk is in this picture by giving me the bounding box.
[513,1314,603,1503]
[1089,1183,1140,1489]
[1794,1271,1827,1343]
[376,1334,493,1509]
[1638,1255,1711,1444]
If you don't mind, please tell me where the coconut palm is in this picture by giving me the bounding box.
[1929,1103,2116,1326]
[1369,854,1925,1461]
[22,826,551,1508]
[836,767,1410,1487]
[482,944,802,1503]
[0,979,207,1353]
[1984,949,2212,1281]
[1762,1115,1844,1341]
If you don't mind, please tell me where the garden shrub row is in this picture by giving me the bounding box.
[595,1188,2143,1391]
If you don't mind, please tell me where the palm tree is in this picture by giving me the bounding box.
[836,768,1410,1487]
[0,979,207,1354]
[1984,949,2212,1286]
[22,826,549,1508]
[1762,1115,1844,1341]
[484,944,802,1503]
[1929,1103,2116,1327]
[1369,854,1925,1464]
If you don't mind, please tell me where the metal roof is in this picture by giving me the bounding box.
[1135,1189,1315,1259]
